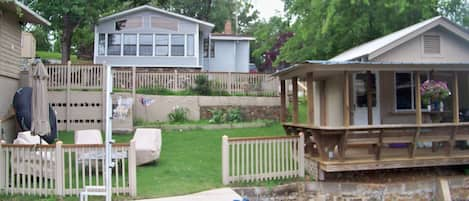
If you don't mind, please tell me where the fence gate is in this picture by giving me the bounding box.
[221,134,304,184]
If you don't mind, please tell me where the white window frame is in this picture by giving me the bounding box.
[138,33,154,57]
[394,72,430,112]
[106,33,123,56]
[123,33,138,56]
[155,34,170,56]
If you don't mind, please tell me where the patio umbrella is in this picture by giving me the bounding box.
[31,61,51,137]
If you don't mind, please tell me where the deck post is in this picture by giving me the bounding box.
[415,72,422,125]
[306,72,315,125]
[280,80,287,122]
[292,77,299,124]
[66,61,71,131]
[366,71,373,125]
[453,72,459,124]
[343,71,350,127]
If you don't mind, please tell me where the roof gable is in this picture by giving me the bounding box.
[99,5,214,29]
[330,16,469,61]
[0,1,50,26]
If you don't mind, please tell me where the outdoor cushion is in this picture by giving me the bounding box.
[133,128,162,166]
[12,131,54,178]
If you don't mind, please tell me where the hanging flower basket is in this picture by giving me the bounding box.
[420,80,451,112]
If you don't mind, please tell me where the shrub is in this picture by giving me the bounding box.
[168,106,189,123]
[208,109,226,124]
[192,75,211,95]
[208,108,242,124]
[227,108,242,123]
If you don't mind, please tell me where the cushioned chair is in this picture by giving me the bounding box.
[132,128,162,166]
[12,131,55,178]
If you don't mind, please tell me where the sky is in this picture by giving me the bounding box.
[252,0,284,20]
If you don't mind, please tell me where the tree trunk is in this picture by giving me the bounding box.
[61,14,78,64]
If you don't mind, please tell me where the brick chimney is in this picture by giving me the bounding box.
[223,20,232,34]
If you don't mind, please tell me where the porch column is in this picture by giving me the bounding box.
[292,77,299,124]
[306,72,315,125]
[343,71,350,127]
[415,72,422,125]
[366,71,373,125]
[453,72,459,124]
[280,80,287,122]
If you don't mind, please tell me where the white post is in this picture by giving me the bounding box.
[0,141,5,191]
[128,139,137,197]
[55,141,64,196]
[105,64,113,201]
[298,133,305,178]
[222,135,229,185]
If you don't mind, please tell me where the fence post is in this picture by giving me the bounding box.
[66,61,71,131]
[128,140,137,197]
[174,69,179,91]
[132,66,137,117]
[55,141,64,196]
[222,135,229,185]
[0,141,5,191]
[298,133,305,178]
[228,72,232,94]
[102,63,107,131]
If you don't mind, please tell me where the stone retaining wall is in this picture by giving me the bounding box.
[234,177,469,201]
[200,105,280,121]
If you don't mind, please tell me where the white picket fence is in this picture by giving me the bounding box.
[221,134,304,184]
[0,141,137,197]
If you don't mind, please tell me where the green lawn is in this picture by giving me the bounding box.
[36,51,92,64]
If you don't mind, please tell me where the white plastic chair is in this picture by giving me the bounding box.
[132,128,162,166]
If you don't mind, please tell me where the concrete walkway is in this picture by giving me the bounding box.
[136,188,243,201]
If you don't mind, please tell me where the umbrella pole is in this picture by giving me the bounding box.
[105,64,113,201]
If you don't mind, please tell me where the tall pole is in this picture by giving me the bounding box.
[105,64,113,201]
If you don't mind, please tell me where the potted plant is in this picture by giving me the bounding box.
[421,80,451,112]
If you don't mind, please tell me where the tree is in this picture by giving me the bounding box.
[31,0,117,63]
[29,26,52,52]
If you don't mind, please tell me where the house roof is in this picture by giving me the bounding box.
[211,34,255,41]
[274,60,469,79]
[0,1,50,26]
[330,16,469,61]
[99,5,214,29]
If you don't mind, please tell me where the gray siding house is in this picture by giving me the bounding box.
[94,5,254,72]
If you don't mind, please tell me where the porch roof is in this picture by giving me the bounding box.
[274,60,469,80]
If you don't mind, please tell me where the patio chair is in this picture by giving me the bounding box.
[132,128,162,166]
[74,129,104,165]
[11,131,55,178]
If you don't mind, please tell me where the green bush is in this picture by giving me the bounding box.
[227,108,242,123]
[208,108,243,124]
[168,106,189,123]
[192,75,212,95]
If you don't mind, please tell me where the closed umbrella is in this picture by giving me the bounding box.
[31,61,51,137]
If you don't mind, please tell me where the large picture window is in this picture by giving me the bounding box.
[395,72,429,111]
[139,34,153,56]
[171,34,185,56]
[107,34,121,56]
[98,33,105,56]
[155,34,169,56]
[123,34,137,56]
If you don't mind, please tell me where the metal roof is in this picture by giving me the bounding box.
[330,16,469,61]
[99,5,214,29]
[1,1,51,26]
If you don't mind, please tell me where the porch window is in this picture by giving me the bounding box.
[139,34,153,56]
[155,34,169,56]
[98,33,105,56]
[123,34,137,56]
[394,72,429,111]
[203,39,215,58]
[186,34,194,56]
[107,34,121,56]
[171,34,185,56]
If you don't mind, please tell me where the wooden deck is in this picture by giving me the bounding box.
[283,122,469,172]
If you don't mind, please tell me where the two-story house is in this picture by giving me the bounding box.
[93,5,254,72]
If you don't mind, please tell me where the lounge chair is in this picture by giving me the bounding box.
[132,128,162,166]
[11,131,55,178]
[74,129,103,145]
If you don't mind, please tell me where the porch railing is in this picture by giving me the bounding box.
[0,141,137,197]
[221,134,305,184]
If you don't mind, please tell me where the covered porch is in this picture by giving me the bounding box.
[275,61,469,177]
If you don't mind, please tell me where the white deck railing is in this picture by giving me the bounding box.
[221,134,304,184]
[0,141,137,197]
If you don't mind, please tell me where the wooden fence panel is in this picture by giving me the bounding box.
[222,134,304,184]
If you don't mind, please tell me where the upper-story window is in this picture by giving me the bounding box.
[107,34,121,56]
[186,34,194,56]
[123,34,137,56]
[151,16,179,31]
[423,35,440,54]
[98,34,105,56]
[115,16,143,31]
[203,39,215,58]
[171,34,185,56]
[155,34,169,56]
[139,34,153,56]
